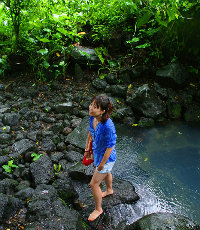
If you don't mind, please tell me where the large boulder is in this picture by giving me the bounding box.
[2,112,21,126]
[124,212,197,230]
[30,155,54,186]
[156,63,188,87]
[66,116,89,149]
[26,184,81,230]
[12,139,37,157]
[71,46,100,65]
[127,84,166,118]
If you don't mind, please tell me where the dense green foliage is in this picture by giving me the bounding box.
[0,0,199,80]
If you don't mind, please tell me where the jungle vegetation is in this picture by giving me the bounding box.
[0,0,199,81]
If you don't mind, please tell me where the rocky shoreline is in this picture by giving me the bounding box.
[0,53,200,229]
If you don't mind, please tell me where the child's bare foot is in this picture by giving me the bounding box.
[102,190,114,198]
[88,210,103,221]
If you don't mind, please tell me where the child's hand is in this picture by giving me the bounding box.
[84,150,90,158]
[97,164,104,171]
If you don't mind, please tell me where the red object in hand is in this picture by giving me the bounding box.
[83,138,94,166]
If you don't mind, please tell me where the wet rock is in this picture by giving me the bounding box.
[23,110,39,121]
[51,102,73,113]
[50,152,65,163]
[138,117,155,127]
[2,112,20,126]
[71,46,100,64]
[0,125,11,133]
[0,193,25,223]
[184,104,200,122]
[80,97,92,109]
[30,155,54,186]
[68,162,94,183]
[65,150,83,163]
[26,184,80,230]
[109,85,128,98]
[12,139,36,157]
[92,78,108,90]
[0,133,11,144]
[49,122,63,134]
[15,187,35,200]
[66,116,89,149]
[39,113,56,123]
[0,178,18,195]
[52,176,78,202]
[63,127,72,136]
[124,212,197,230]
[118,67,133,83]
[156,63,188,87]
[0,156,10,167]
[71,117,82,128]
[105,73,118,84]
[40,137,56,153]
[127,84,166,118]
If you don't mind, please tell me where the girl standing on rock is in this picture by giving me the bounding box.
[84,94,117,221]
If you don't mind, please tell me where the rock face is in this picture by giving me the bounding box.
[124,212,196,230]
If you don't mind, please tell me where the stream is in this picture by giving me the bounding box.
[112,121,200,225]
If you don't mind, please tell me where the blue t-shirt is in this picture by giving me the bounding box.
[89,116,117,167]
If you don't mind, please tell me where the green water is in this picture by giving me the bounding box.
[113,121,200,224]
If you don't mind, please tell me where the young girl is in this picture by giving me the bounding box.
[84,94,117,221]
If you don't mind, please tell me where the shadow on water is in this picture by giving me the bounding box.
[113,121,200,225]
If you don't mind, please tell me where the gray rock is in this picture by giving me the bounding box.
[74,63,84,82]
[109,85,128,98]
[39,113,56,123]
[0,125,10,133]
[118,67,133,83]
[92,78,108,90]
[127,84,166,118]
[65,150,83,163]
[68,161,94,183]
[27,184,80,230]
[23,110,39,121]
[0,193,24,223]
[12,139,36,156]
[124,212,196,230]
[156,63,188,87]
[71,46,100,64]
[2,112,20,126]
[30,155,54,186]
[0,178,18,195]
[51,102,73,113]
[66,116,89,149]
[15,187,35,200]
[105,73,118,84]
[0,133,11,144]
[49,122,63,134]
[41,137,56,153]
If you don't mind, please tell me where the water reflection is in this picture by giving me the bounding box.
[113,121,200,224]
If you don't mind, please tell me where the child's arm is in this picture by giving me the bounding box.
[97,147,114,171]
[84,131,92,158]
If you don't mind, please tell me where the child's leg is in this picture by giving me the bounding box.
[102,172,114,197]
[88,170,107,221]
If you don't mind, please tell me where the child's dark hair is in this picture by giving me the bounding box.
[91,94,113,123]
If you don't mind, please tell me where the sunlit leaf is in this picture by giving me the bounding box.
[144,157,148,162]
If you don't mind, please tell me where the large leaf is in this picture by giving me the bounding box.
[136,12,152,28]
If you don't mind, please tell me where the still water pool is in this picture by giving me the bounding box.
[112,121,200,225]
